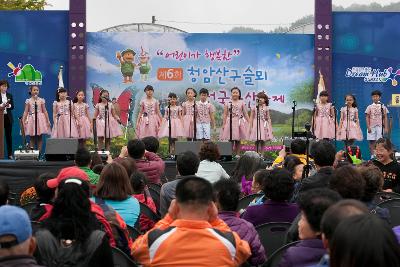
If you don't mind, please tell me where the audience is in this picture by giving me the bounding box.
[141,136,160,154]
[119,157,137,177]
[329,214,400,267]
[329,165,365,199]
[75,147,100,185]
[231,152,263,196]
[213,179,266,266]
[278,188,341,267]
[132,176,251,266]
[196,141,229,183]
[242,169,299,226]
[0,180,9,206]
[93,162,140,228]
[248,169,270,206]
[35,178,114,266]
[0,206,44,266]
[284,155,304,202]
[273,138,314,167]
[30,173,56,221]
[159,151,200,217]
[92,164,104,175]
[89,151,103,170]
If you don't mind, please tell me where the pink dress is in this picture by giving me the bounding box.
[182,100,195,138]
[51,101,79,138]
[74,102,92,139]
[136,99,161,138]
[158,105,184,138]
[338,107,363,141]
[313,103,335,139]
[220,100,249,141]
[24,97,51,136]
[95,102,122,138]
[248,105,273,141]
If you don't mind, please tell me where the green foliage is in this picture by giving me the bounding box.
[228,27,265,33]
[0,0,48,10]
[289,80,313,104]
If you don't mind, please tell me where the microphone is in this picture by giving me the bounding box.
[101,96,111,102]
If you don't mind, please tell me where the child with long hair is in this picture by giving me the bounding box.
[231,151,263,196]
[93,89,122,150]
[249,91,273,153]
[338,94,363,145]
[182,87,197,140]
[22,85,51,151]
[220,87,250,156]
[158,92,184,155]
[51,87,79,138]
[136,85,162,138]
[313,90,336,140]
[73,90,92,142]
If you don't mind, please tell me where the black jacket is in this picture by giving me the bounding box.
[299,166,334,193]
[0,255,45,267]
[1,92,14,123]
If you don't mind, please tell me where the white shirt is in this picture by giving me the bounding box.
[195,159,230,183]
[1,93,7,114]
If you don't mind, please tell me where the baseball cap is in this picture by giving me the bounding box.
[0,205,31,247]
[47,166,89,189]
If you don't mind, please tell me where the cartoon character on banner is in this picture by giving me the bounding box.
[116,48,136,83]
[138,46,151,82]
[90,83,137,127]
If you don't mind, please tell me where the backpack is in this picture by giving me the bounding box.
[35,229,105,267]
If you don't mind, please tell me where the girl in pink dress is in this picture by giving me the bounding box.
[22,85,51,152]
[220,87,250,156]
[94,89,122,150]
[181,88,197,140]
[136,85,162,138]
[249,92,273,153]
[158,93,184,155]
[73,90,92,142]
[313,90,336,140]
[338,94,363,145]
[51,88,79,139]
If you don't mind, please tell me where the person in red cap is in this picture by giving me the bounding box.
[46,166,89,189]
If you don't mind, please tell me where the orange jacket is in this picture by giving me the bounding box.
[131,214,251,266]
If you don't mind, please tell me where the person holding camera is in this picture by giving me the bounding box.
[272,139,314,168]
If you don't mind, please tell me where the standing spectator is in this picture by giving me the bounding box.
[214,179,266,266]
[0,180,9,206]
[159,151,200,217]
[141,136,160,154]
[0,206,44,266]
[231,152,263,196]
[278,188,341,267]
[75,147,100,185]
[132,177,251,266]
[242,169,299,226]
[196,141,229,183]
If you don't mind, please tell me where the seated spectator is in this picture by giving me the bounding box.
[278,188,341,267]
[248,169,271,206]
[0,180,9,206]
[132,176,251,266]
[93,162,140,227]
[329,165,365,200]
[0,206,44,267]
[131,171,157,232]
[372,138,400,193]
[196,141,229,183]
[299,140,336,194]
[92,164,104,175]
[75,147,100,185]
[242,169,299,226]
[231,152,263,196]
[30,172,56,221]
[214,179,266,266]
[90,151,103,169]
[284,156,304,202]
[329,214,400,267]
[119,157,137,177]
[141,136,160,153]
[358,165,391,223]
[311,199,369,267]
[160,151,200,217]
[35,178,114,266]
[393,226,400,243]
[273,138,314,167]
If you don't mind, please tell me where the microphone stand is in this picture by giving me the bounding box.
[332,101,337,149]
[256,100,260,154]
[291,100,297,139]
[124,98,132,139]
[193,102,196,141]
[69,99,72,138]
[168,100,171,156]
[104,102,108,150]
[346,105,350,147]
[311,100,317,137]
[380,102,384,137]
[34,100,38,150]
[93,118,98,151]
[229,102,233,142]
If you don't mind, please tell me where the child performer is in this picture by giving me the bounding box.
[182,87,197,141]
[338,94,363,145]
[249,92,273,154]
[51,87,79,139]
[158,93,184,156]
[22,85,51,152]
[312,90,336,140]
[94,89,122,150]
[136,85,162,138]
[220,87,250,156]
[365,90,389,156]
[196,88,216,141]
[73,90,92,143]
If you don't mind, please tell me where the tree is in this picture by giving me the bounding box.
[289,80,314,104]
[228,26,265,33]
[0,0,48,10]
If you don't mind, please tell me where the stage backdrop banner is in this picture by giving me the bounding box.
[87,32,315,147]
[332,12,400,158]
[0,11,69,154]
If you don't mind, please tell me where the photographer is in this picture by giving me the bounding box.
[272,138,314,168]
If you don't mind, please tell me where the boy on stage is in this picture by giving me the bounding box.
[196,88,215,141]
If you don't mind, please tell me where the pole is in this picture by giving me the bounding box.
[124,98,132,139]
[69,100,72,138]
[229,102,233,142]
[34,101,38,150]
[332,101,337,149]
[346,105,349,147]
[311,100,317,137]
[168,101,171,155]
[193,102,196,141]
[104,103,108,150]
[256,100,260,153]
[380,102,384,137]
[291,100,296,139]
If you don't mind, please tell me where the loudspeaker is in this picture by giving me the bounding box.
[175,141,232,161]
[45,138,79,161]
